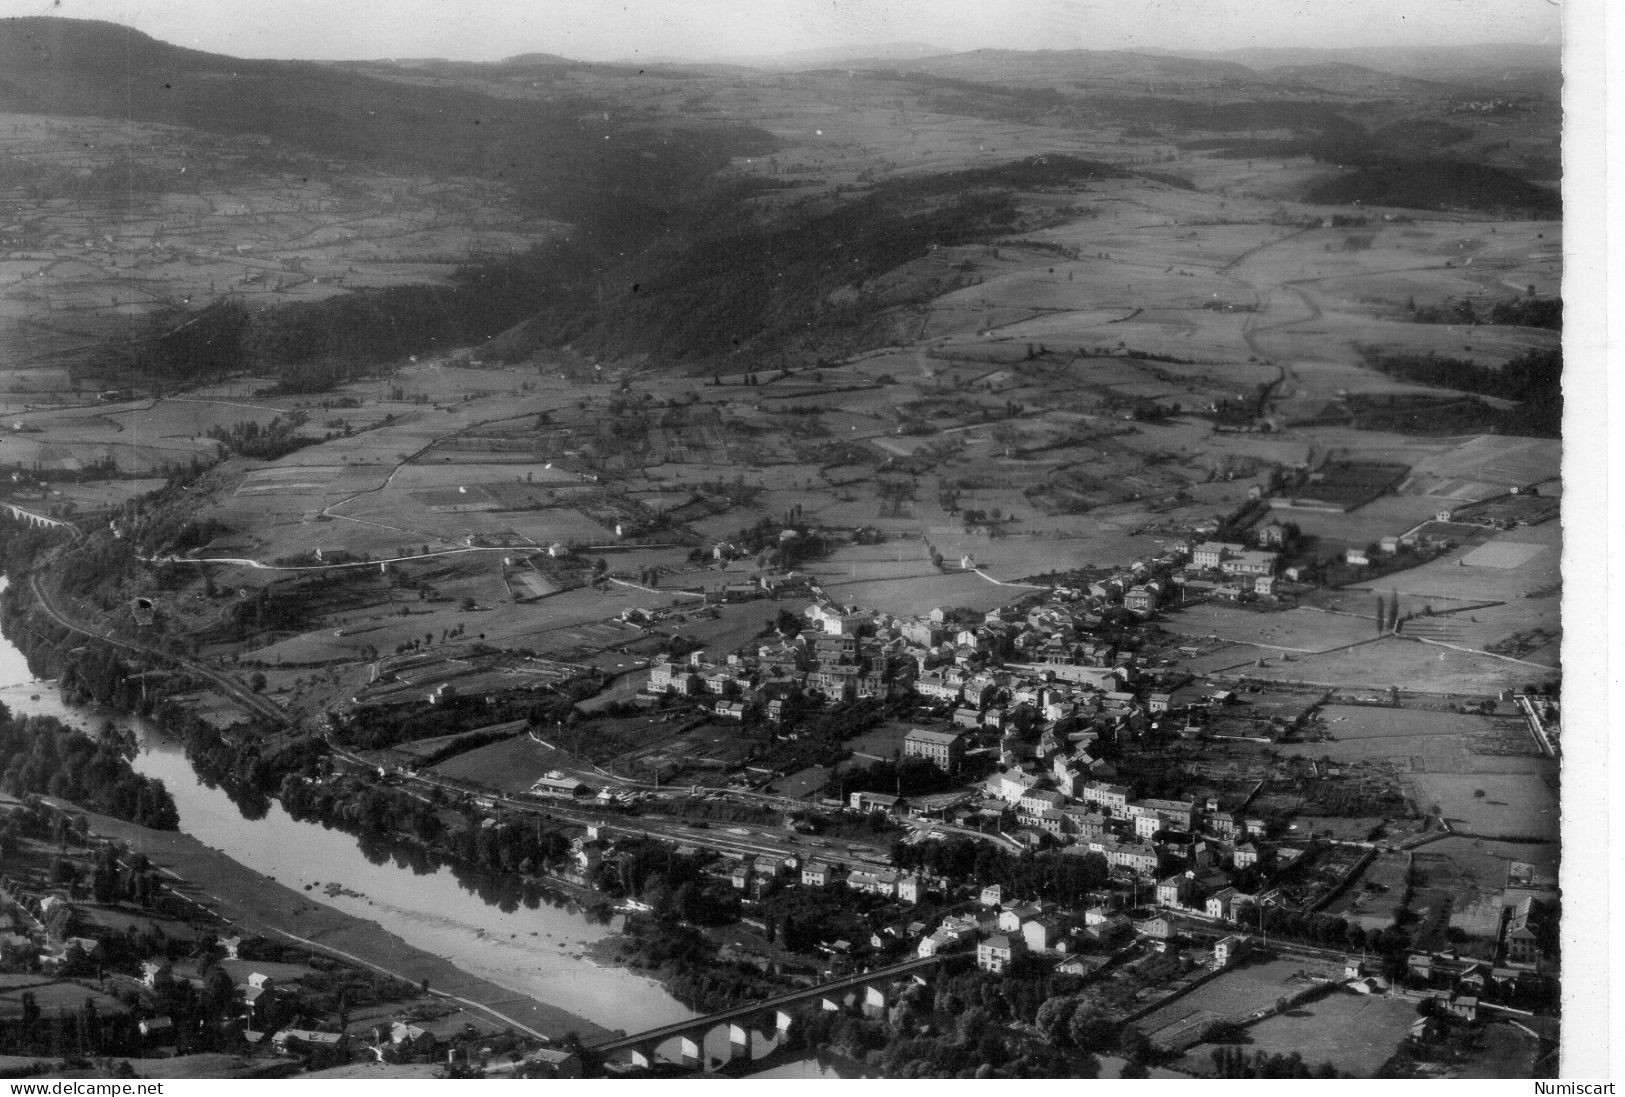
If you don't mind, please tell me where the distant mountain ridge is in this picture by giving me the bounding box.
[1146,42,1560,76]
[693,40,948,69]
[0,15,776,241]
[839,47,1483,104]
[878,48,1266,88]
[499,51,579,66]
[1143,42,1561,96]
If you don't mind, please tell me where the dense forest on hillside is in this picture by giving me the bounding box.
[542,156,1134,366]
[1360,346,1562,436]
[1411,296,1562,331]
[92,231,602,387]
[102,156,1131,385]
[1108,96,1366,136]
[1308,160,1559,215]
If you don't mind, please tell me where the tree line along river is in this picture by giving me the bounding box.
[0,577,864,1073]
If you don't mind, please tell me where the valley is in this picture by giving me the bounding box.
[0,14,1563,1082]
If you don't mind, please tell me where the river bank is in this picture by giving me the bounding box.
[52,798,617,1045]
[0,571,700,1056]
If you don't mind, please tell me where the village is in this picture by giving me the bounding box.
[0,11,1569,1080]
[508,498,1560,1075]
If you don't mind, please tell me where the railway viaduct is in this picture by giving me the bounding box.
[0,503,74,533]
[591,954,948,1071]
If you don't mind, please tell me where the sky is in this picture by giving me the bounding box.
[0,0,1566,62]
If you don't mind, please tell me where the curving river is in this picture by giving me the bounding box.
[0,591,695,1040]
[0,579,870,1070]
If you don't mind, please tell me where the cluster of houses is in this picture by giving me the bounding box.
[710,804,1303,975]
[0,869,583,1074]
[1174,533,1288,600]
[0,882,103,975]
[641,570,1212,727]
[1402,935,1554,1038]
[639,559,1320,900]
[629,533,1557,1028]
[636,515,1320,730]
[918,885,1262,977]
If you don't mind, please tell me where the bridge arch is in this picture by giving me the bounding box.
[596,955,945,1073]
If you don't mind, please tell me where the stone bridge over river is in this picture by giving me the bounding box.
[591,954,948,1070]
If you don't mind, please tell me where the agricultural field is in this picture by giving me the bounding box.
[0,113,555,376]
[1272,496,1443,546]
[1408,772,1558,841]
[815,569,1023,618]
[1409,838,1535,941]
[1285,704,1549,772]
[0,978,122,1015]
[1207,633,1547,695]
[427,731,577,793]
[1430,834,1558,879]
[1277,702,1557,918]
[73,154,1557,714]
[1324,851,1411,930]
[1137,955,1345,1046]
[1400,435,1561,500]
[1354,519,1560,603]
[1175,988,1418,1078]
[1165,603,1383,653]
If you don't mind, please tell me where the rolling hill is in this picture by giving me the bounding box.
[0,16,774,236]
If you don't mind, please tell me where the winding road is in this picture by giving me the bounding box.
[27,572,295,730]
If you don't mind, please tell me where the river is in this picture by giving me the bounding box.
[0,598,697,1043]
[0,582,859,1070]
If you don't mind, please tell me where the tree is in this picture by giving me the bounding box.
[20,991,39,1038]
[248,672,268,693]
[1068,1006,1115,1053]
[975,1025,1009,1067]
[1034,995,1078,1046]
[1119,1025,1154,1066]
[202,968,238,1024]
